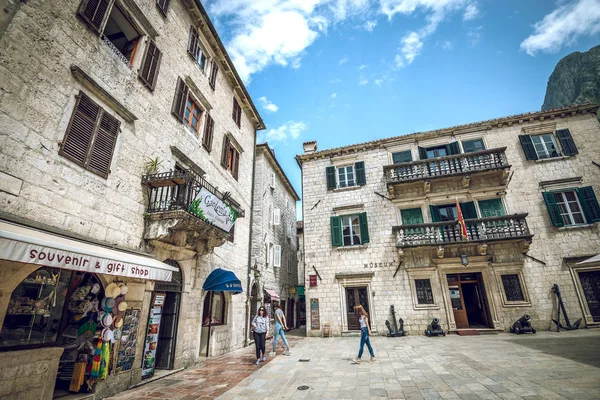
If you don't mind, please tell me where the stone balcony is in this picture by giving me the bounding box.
[142,170,243,255]
[383,148,511,198]
[392,213,532,250]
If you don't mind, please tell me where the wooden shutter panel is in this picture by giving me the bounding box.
[60,92,100,166]
[460,202,477,219]
[355,161,366,186]
[138,40,162,91]
[187,26,199,59]
[203,114,214,151]
[556,129,578,156]
[429,205,441,222]
[577,186,600,223]
[446,141,460,155]
[209,60,219,89]
[519,135,538,160]
[326,166,336,190]
[232,150,240,180]
[330,216,342,247]
[359,212,370,244]
[542,192,564,227]
[418,146,428,160]
[156,0,170,15]
[171,77,188,121]
[88,111,119,178]
[78,0,112,34]
[221,136,230,168]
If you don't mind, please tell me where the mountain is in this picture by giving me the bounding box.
[542,45,600,115]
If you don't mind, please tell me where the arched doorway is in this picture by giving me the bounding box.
[142,260,182,378]
[250,282,259,326]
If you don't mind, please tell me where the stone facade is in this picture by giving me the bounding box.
[0,0,263,398]
[249,143,300,332]
[297,105,600,337]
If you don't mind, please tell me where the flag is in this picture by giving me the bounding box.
[456,198,469,241]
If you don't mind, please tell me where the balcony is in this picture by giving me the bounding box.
[392,213,532,249]
[384,148,510,197]
[142,170,243,254]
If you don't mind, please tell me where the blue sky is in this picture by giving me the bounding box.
[206,0,600,220]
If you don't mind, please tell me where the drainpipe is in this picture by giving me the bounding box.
[244,128,258,347]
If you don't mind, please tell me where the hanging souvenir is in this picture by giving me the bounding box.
[100,340,110,380]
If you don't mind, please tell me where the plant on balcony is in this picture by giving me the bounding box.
[145,157,163,174]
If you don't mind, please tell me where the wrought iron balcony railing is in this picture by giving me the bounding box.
[142,169,243,218]
[384,147,509,184]
[392,213,530,248]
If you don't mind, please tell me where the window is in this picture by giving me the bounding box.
[401,208,424,225]
[60,91,120,178]
[209,60,219,90]
[543,187,600,227]
[138,40,162,91]
[274,244,281,267]
[101,4,142,66]
[415,279,434,305]
[418,142,459,160]
[285,197,289,209]
[430,202,477,222]
[232,98,242,127]
[270,172,276,189]
[202,114,214,151]
[287,256,292,274]
[462,138,485,153]
[273,208,280,226]
[267,243,273,266]
[392,150,412,164]
[220,136,240,179]
[478,199,506,217]
[156,0,170,16]
[202,292,225,326]
[331,213,370,247]
[341,215,361,246]
[338,166,355,188]
[184,97,203,134]
[326,161,366,190]
[187,26,208,70]
[501,274,525,302]
[519,129,578,161]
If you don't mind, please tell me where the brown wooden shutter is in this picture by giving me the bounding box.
[232,150,240,180]
[171,77,189,121]
[187,26,199,59]
[156,0,170,15]
[138,40,162,91]
[78,0,112,34]
[203,114,214,151]
[209,60,219,89]
[60,92,100,166]
[221,136,231,168]
[88,111,119,178]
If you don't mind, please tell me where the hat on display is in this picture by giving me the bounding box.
[105,283,121,298]
[117,301,128,312]
[118,283,129,296]
[90,283,101,294]
[102,328,115,343]
[113,315,123,328]
[101,297,115,312]
[100,312,113,328]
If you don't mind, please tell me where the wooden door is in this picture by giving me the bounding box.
[346,287,369,330]
[448,284,468,329]
[579,271,600,322]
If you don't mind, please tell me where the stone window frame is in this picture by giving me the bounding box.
[407,268,441,310]
[493,264,531,308]
[566,257,600,326]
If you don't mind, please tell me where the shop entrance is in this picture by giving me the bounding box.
[579,270,600,322]
[447,273,492,329]
[345,286,370,330]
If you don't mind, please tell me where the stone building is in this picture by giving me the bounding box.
[0,0,263,398]
[296,220,306,326]
[249,143,300,335]
[296,104,600,337]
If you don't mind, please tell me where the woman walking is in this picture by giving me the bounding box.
[352,305,375,364]
[251,306,269,365]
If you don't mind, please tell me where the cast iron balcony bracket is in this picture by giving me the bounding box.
[383,147,510,184]
[392,213,531,248]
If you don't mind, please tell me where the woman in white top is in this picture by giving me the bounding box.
[352,305,375,363]
[251,306,269,365]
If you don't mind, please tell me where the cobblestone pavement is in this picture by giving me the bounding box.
[110,329,600,400]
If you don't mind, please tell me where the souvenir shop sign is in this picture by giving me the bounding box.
[188,187,238,232]
[0,222,177,282]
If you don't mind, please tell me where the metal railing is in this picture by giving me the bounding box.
[102,35,133,70]
[384,147,509,184]
[392,213,530,247]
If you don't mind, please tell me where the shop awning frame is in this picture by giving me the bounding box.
[0,220,178,282]
[264,288,280,301]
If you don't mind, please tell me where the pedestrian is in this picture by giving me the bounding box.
[251,306,269,365]
[270,303,291,356]
[352,305,375,363]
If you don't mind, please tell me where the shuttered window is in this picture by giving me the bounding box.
[232,98,241,127]
[171,77,189,122]
[273,208,280,226]
[60,92,119,179]
[221,135,240,180]
[330,213,369,247]
[77,0,111,34]
[156,0,170,16]
[202,114,214,152]
[274,244,281,267]
[520,129,578,160]
[138,40,162,91]
[209,60,219,90]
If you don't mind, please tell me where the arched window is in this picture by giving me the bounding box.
[202,292,225,326]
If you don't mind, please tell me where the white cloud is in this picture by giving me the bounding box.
[359,77,369,85]
[463,3,479,21]
[259,96,279,112]
[395,31,424,67]
[338,57,349,65]
[358,64,368,70]
[331,92,338,99]
[258,121,307,143]
[468,25,482,47]
[442,40,453,50]
[374,78,383,86]
[520,0,600,56]
[364,20,377,31]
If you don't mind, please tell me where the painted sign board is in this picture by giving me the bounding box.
[188,188,238,232]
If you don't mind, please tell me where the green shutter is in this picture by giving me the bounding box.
[576,186,600,222]
[543,192,564,227]
[460,202,477,219]
[418,146,428,160]
[446,141,460,155]
[478,199,506,217]
[326,166,336,190]
[330,216,342,246]
[429,205,441,222]
[556,129,578,156]
[359,212,369,244]
[355,161,366,186]
[392,151,412,164]
[401,208,424,225]
[519,135,538,160]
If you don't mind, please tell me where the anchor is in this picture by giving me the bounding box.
[385,305,407,337]
[551,284,582,331]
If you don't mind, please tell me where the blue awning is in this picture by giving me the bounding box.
[202,268,243,293]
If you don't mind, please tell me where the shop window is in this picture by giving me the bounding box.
[501,274,525,302]
[415,279,434,305]
[202,292,225,326]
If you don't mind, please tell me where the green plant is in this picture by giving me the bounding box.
[145,157,163,174]
[189,197,207,220]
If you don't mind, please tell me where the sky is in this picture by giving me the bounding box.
[205,0,600,220]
